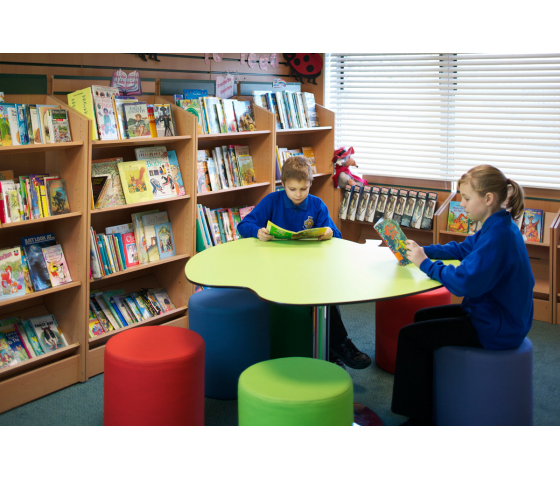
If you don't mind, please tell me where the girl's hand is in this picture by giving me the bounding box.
[318,227,333,241]
[257,228,274,242]
[405,239,428,267]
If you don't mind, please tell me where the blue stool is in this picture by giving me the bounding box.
[189,288,270,399]
[433,338,533,426]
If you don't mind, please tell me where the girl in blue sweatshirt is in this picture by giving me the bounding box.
[392,165,534,425]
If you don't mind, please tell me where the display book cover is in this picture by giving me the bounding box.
[178,98,204,135]
[392,189,409,225]
[232,101,255,132]
[29,314,68,353]
[153,104,176,137]
[383,188,400,221]
[41,244,72,286]
[365,186,381,223]
[522,208,544,243]
[117,160,154,204]
[400,190,418,228]
[0,246,25,301]
[447,201,469,233]
[91,157,126,208]
[374,218,411,266]
[21,233,56,292]
[420,192,438,230]
[46,178,70,215]
[411,190,428,229]
[154,222,176,259]
[123,102,150,138]
[141,211,169,262]
[0,324,29,365]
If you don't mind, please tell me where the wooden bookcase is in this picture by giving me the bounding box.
[84,96,195,378]
[552,215,560,324]
[435,189,560,323]
[0,94,89,413]
[334,175,455,246]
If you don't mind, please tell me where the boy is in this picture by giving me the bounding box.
[237,156,371,369]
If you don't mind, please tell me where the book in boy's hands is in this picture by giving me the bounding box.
[29,314,68,352]
[374,218,411,266]
[41,244,72,286]
[522,208,544,243]
[266,221,328,240]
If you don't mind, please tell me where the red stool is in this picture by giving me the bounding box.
[104,326,205,426]
[375,288,451,374]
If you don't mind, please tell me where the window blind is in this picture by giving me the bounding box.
[324,53,560,188]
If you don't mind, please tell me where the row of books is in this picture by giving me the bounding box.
[0,101,71,146]
[89,287,176,338]
[253,90,319,130]
[90,209,175,280]
[68,86,177,141]
[276,146,317,177]
[0,170,70,224]
[91,147,185,209]
[0,234,72,302]
[196,204,254,250]
[340,185,438,230]
[196,145,256,193]
[0,314,68,368]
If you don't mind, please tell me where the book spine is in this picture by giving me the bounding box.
[107,296,127,327]
[93,294,120,330]
[21,320,44,356]
[15,324,35,358]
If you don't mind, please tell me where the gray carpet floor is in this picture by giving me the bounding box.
[1,301,559,426]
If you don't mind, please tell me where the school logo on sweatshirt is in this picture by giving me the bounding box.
[304,216,314,229]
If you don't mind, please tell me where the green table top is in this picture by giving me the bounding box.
[185,238,458,307]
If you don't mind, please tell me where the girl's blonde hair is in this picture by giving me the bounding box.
[458,165,524,220]
[281,156,313,184]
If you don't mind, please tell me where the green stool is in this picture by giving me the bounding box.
[238,357,354,426]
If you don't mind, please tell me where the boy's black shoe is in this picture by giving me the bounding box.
[330,337,371,370]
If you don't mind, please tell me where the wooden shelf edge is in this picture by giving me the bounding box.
[277,126,332,135]
[342,218,433,232]
[90,253,191,283]
[199,130,271,140]
[0,212,83,229]
[0,141,84,154]
[0,281,82,307]
[87,307,188,346]
[90,194,191,215]
[440,230,551,247]
[92,135,191,148]
[197,182,270,197]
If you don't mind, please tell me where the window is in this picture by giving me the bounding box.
[325,54,560,189]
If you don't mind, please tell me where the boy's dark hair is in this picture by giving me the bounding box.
[281,156,313,184]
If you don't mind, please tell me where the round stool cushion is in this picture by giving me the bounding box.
[433,337,533,426]
[270,304,313,359]
[375,287,451,373]
[238,357,354,426]
[189,288,270,400]
[103,326,205,426]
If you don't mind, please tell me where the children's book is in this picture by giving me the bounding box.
[155,222,176,259]
[91,158,126,208]
[112,294,136,325]
[301,146,317,174]
[146,104,158,137]
[215,147,233,188]
[145,157,175,200]
[92,293,120,330]
[92,175,110,209]
[89,298,114,333]
[365,186,380,223]
[447,201,469,233]
[113,96,137,139]
[48,109,72,143]
[421,192,438,230]
[233,101,256,132]
[374,218,411,266]
[150,288,176,312]
[41,244,72,286]
[392,189,409,225]
[339,185,353,220]
[29,314,68,353]
[153,104,176,137]
[123,102,151,138]
[266,221,327,240]
[347,186,363,221]
[237,156,257,185]
[0,104,12,146]
[294,92,309,128]
[179,99,204,135]
[239,206,255,220]
[0,331,18,368]
[21,233,56,292]
[93,96,119,140]
[221,99,238,133]
[384,188,400,220]
[201,97,221,134]
[7,106,21,145]
[302,92,320,127]
[212,150,229,189]
[522,208,544,243]
[16,104,30,145]
[131,292,152,320]
[21,319,44,356]
[0,325,29,363]
[132,209,159,265]
[121,232,139,268]
[183,89,208,99]
[356,185,372,222]
[222,145,240,187]
[46,179,70,215]
[401,190,418,228]
[411,191,427,229]
[196,150,211,193]
[373,187,390,225]
[141,211,169,262]
[214,103,228,134]
[67,87,98,140]
[124,295,145,322]
[0,247,26,301]
[118,160,154,204]
[89,309,105,337]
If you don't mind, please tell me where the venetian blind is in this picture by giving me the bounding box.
[324,53,560,188]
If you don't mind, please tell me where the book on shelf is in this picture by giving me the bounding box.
[374,218,411,266]
[392,189,409,225]
[153,104,176,137]
[141,211,169,262]
[121,231,139,268]
[420,192,438,230]
[67,87,98,140]
[302,93,319,127]
[93,96,119,141]
[373,187,390,225]
[113,96,138,140]
[400,190,418,228]
[522,208,544,243]
[178,98,204,135]
[123,102,151,139]
[221,99,238,133]
[46,179,70,215]
[232,101,256,132]
[0,331,19,368]
[151,288,175,312]
[356,185,372,222]
[338,185,353,220]
[155,222,176,259]
[196,150,211,193]
[411,191,427,229]
[301,146,317,174]
[92,175,110,209]
[285,92,300,129]
[347,185,363,221]
[447,201,469,233]
[29,314,68,353]
[203,97,222,134]
[21,233,56,292]
[222,145,241,187]
[212,149,229,189]
[0,324,30,363]
[267,220,327,240]
[146,105,158,138]
[183,89,208,99]
[42,244,72,286]
[383,188,400,221]
[166,151,185,196]
[214,103,228,134]
[237,155,257,185]
[145,156,175,200]
[365,187,381,223]
[0,247,25,301]
[294,93,309,128]
[91,293,120,330]
[201,149,221,191]
[89,308,105,338]
[36,105,60,144]
[118,160,153,204]
[15,104,30,145]
[91,158,126,209]
[48,109,72,143]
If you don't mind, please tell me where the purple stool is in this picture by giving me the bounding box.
[433,337,533,426]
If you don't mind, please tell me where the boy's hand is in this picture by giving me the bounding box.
[257,228,274,242]
[405,239,428,267]
[318,227,333,241]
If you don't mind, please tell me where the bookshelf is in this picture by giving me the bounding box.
[334,175,455,246]
[84,95,195,378]
[553,216,560,324]
[0,94,89,413]
[435,190,560,323]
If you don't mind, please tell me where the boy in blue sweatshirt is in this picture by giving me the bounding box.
[237,156,371,369]
[392,165,534,425]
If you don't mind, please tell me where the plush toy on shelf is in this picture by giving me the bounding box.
[332,147,368,190]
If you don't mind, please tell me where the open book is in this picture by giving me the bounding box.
[373,218,411,266]
[267,221,327,240]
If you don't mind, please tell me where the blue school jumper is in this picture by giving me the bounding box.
[237,191,342,240]
[420,209,534,350]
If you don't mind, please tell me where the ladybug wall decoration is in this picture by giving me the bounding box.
[283,54,323,84]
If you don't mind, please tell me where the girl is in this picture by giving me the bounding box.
[392,165,535,425]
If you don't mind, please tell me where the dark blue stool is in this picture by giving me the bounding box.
[188,288,270,399]
[433,338,533,426]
